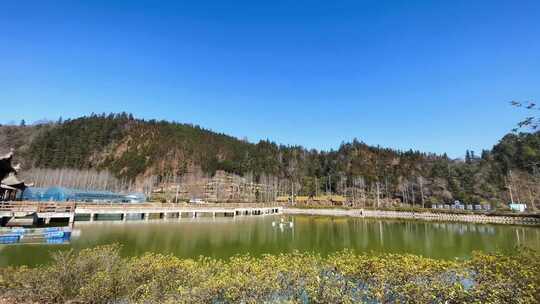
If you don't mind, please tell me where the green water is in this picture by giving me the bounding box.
[1,215,539,266]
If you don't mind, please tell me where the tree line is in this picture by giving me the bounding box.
[2,112,539,207]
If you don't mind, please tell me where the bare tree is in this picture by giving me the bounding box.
[20,167,155,193]
[376,181,381,208]
[418,176,426,208]
[511,101,539,131]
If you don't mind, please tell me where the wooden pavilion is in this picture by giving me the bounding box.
[0,149,29,201]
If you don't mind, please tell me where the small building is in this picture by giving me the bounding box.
[450,201,464,210]
[124,193,146,203]
[188,198,206,204]
[276,195,347,206]
[276,196,290,203]
[509,203,527,213]
[294,196,310,203]
[328,195,346,205]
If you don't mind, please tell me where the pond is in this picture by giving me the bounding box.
[1,215,539,266]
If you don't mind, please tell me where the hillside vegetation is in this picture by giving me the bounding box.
[1,113,539,207]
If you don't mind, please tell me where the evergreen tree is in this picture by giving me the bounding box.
[465,150,472,164]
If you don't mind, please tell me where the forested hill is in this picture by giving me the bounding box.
[1,113,539,205]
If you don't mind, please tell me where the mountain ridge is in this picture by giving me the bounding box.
[1,113,539,207]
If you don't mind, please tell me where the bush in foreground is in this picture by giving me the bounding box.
[0,245,538,303]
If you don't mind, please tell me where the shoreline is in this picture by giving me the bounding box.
[283,207,540,226]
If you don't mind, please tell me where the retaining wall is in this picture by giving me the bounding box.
[284,208,540,226]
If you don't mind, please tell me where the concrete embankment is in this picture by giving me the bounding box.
[283,208,540,226]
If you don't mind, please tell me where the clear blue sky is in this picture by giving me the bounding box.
[1,1,539,157]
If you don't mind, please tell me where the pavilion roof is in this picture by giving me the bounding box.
[1,173,27,190]
[0,150,15,182]
[0,184,17,190]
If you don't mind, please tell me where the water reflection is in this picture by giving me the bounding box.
[0,215,538,266]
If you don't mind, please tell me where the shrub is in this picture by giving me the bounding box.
[0,246,538,303]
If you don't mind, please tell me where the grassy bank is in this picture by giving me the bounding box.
[1,246,538,304]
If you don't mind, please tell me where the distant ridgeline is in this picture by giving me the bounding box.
[1,113,539,208]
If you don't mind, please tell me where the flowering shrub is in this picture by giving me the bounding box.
[0,245,538,303]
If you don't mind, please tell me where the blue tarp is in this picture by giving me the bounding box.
[21,187,47,201]
[22,186,146,203]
